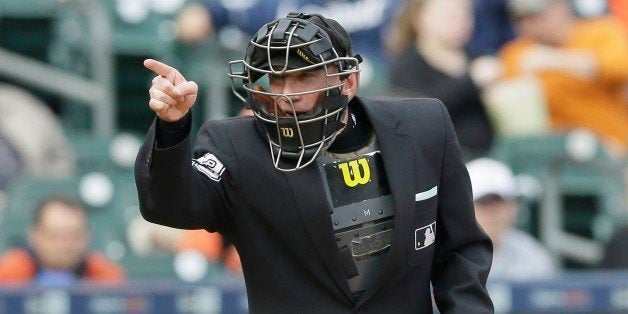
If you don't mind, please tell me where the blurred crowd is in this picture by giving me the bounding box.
[0,0,626,292]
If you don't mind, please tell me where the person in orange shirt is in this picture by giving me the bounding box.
[0,196,125,285]
[499,0,628,156]
[609,0,628,29]
[177,229,242,275]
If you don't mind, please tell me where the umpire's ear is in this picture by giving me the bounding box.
[342,72,359,100]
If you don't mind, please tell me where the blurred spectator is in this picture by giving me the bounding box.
[0,196,125,285]
[0,84,75,181]
[177,230,242,275]
[176,0,401,92]
[127,217,241,275]
[467,158,557,281]
[499,0,628,157]
[600,224,628,268]
[466,0,516,58]
[609,0,628,29]
[386,0,498,158]
[126,216,185,255]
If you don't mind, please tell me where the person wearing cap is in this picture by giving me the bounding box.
[467,158,557,282]
[136,12,493,312]
[499,0,628,157]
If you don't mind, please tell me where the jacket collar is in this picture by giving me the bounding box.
[356,97,416,306]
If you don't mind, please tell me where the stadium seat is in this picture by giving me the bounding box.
[490,133,626,268]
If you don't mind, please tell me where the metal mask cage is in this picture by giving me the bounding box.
[226,18,361,171]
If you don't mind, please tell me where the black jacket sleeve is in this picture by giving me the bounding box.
[155,113,191,149]
[431,103,494,313]
[134,116,235,232]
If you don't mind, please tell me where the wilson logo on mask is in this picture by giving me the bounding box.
[297,48,316,65]
[280,127,294,138]
[338,158,371,187]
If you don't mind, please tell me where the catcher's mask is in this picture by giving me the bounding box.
[228,12,361,172]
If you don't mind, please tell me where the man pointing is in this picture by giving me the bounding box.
[136,12,493,313]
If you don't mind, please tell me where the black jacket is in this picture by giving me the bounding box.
[135,97,493,313]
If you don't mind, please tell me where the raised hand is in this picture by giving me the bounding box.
[144,59,198,122]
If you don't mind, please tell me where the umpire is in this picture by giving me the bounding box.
[135,12,493,313]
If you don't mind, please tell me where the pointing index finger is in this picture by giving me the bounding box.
[144,59,176,77]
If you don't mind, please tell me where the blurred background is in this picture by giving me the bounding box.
[0,0,625,313]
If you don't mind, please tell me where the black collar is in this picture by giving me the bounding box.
[327,98,373,154]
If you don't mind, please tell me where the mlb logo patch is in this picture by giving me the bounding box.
[415,222,436,250]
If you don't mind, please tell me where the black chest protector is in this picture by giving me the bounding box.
[317,134,394,297]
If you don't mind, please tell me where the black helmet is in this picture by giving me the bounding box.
[228,12,361,171]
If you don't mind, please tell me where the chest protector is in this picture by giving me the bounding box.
[317,135,394,297]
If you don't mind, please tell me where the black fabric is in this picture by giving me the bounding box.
[389,47,494,159]
[267,51,318,70]
[339,246,359,279]
[286,12,353,58]
[155,113,191,149]
[249,13,361,78]
[249,18,335,76]
[327,98,372,154]
[272,19,292,40]
[135,97,493,313]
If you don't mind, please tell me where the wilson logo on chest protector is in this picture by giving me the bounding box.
[338,158,371,187]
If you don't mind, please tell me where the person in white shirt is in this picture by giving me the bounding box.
[467,157,557,281]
